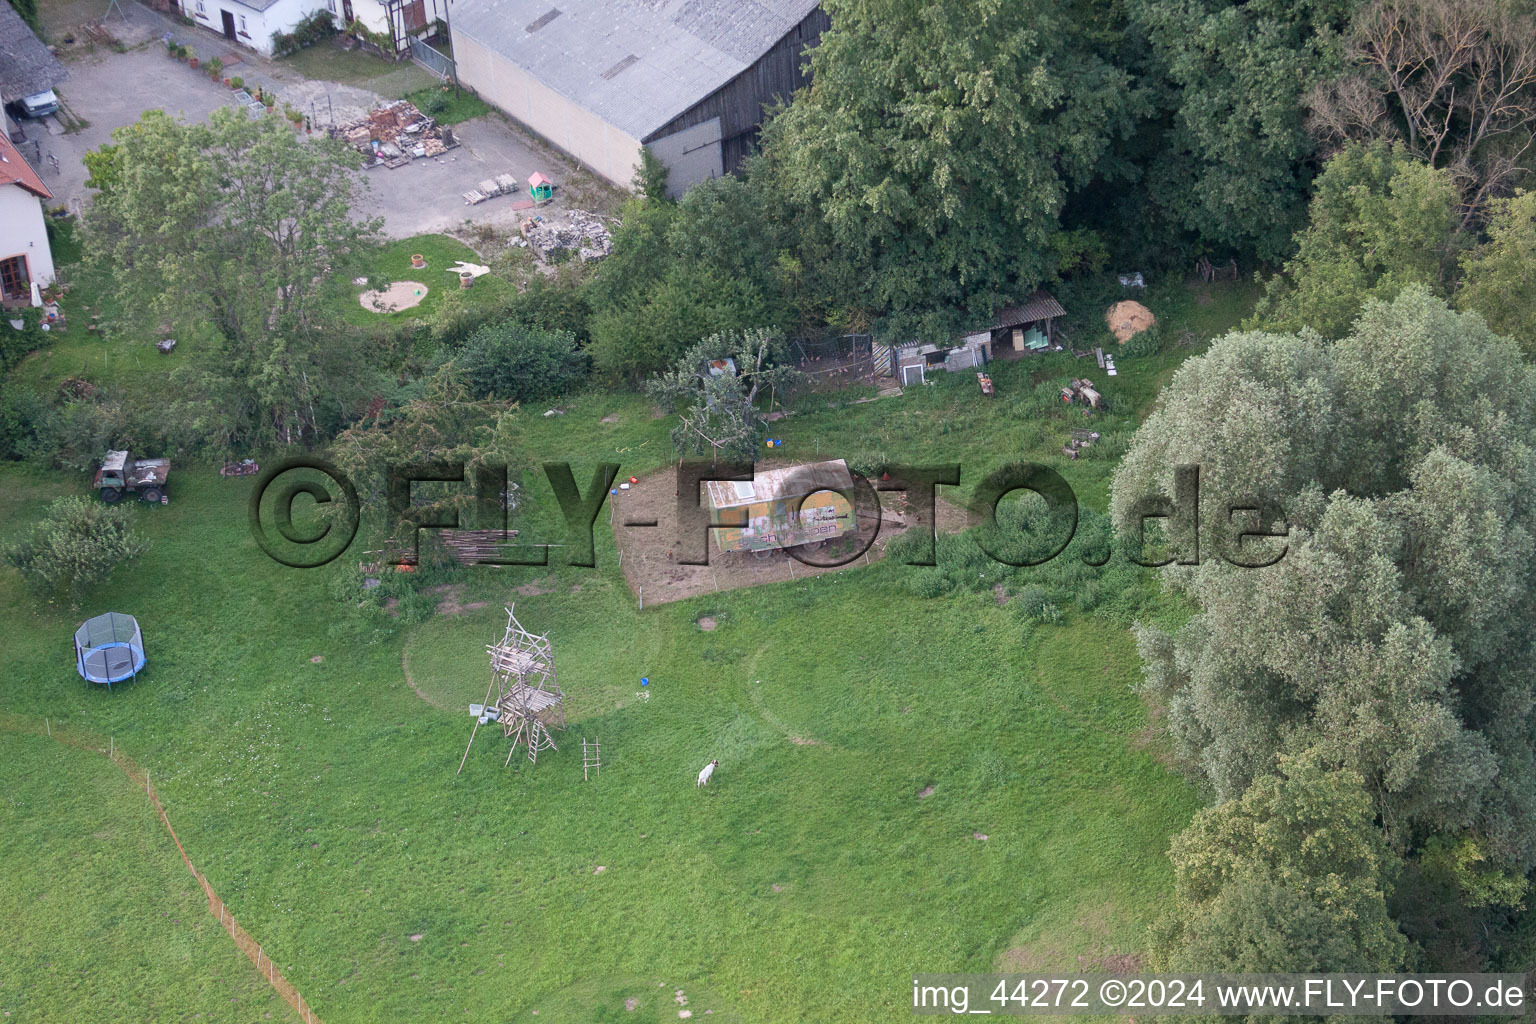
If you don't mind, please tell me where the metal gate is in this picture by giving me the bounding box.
[410,37,454,80]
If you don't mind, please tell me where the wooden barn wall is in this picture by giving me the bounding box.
[644,6,830,172]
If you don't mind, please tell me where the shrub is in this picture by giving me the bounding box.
[0,384,48,460]
[456,322,590,403]
[1122,323,1163,359]
[5,496,149,608]
[271,10,335,55]
[0,307,46,373]
[844,449,891,480]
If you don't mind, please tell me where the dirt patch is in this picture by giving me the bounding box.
[1001,902,1139,974]
[1106,301,1155,343]
[993,583,1009,607]
[696,616,717,631]
[972,832,989,841]
[428,583,465,615]
[310,655,325,664]
[593,865,606,874]
[359,281,429,313]
[789,736,819,746]
[426,583,488,617]
[601,414,621,424]
[1079,952,1145,973]
[611,463,977,606]
[516,580,557,596]
[382,597,401,617]
[771,883,785,893]
[626,998,639,1011]
[409,933,423,943]
[917,785,935,799]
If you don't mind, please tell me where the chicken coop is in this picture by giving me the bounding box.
[703,460,856,555]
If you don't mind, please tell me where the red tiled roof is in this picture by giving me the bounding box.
[0,134,52,200]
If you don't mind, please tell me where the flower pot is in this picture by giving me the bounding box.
[459,272,474,289]
[223,77,231,86]
[189,57,199,69]
[410,254,426,269]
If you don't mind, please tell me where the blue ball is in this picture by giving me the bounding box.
[641,677,649,686]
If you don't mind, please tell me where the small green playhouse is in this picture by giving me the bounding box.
[528,172,554,201]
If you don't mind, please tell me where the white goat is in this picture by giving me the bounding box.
[696,759,719,787]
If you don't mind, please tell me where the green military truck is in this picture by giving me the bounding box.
[93,450,170,505]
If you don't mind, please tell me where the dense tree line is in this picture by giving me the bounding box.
[1116,287,1536,968]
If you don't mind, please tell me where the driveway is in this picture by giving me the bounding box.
[31,0,618,240]
[351,112,619,238]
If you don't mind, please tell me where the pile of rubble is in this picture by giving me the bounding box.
[520,210,613,262]
[329,100,455,168]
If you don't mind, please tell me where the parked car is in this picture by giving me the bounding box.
[7,89,59,120]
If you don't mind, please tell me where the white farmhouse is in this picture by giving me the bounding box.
[0,131,54,304]
[181,0,327,56]
[178,0,445,58]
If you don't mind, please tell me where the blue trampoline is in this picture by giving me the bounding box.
[74,612,146,686]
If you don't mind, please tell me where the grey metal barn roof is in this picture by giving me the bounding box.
[993,291,1067,329]
[451,0,820,140]
[0,2,67,102]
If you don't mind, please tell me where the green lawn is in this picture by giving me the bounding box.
[0,731,294,1022]
[278,44,437,99]
[9,233,507,400]
[404,85,493,127]
[335,234,513,327]
[0,277,1257,1021]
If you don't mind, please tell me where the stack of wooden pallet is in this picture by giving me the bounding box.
[463,173,522,206]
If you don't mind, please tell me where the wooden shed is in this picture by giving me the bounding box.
[989,291,1068,356]
[703,460,855,554]
[894,333,992,386]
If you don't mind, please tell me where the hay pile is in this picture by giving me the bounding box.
[1106,301,1155,343]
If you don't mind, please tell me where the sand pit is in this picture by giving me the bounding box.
[359,281,429,313]
[1106,300,1154,343]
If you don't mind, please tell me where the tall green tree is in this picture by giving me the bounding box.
[760,0,1136,330]
[587,169,794,376]
[1250,143,1460,337]
[1457,190,1536,353]
[1115,289,1536,879]
[84,108,380,449]
[1308,0,1536,227]
[1131,0,1357,261]
[1152,751,1409,978]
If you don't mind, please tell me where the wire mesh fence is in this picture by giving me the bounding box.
[787,334,877,390]
[0,713,323,1024]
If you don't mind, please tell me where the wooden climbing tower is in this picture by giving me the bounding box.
[457,606,566,773]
